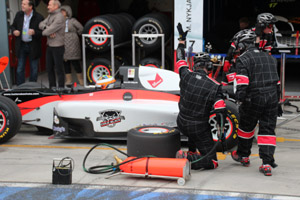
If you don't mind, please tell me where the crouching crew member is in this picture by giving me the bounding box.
[231,13,282,176]
[175,23,226,170]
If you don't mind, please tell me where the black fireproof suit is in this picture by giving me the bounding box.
[176,43,226,169]
[235,45,280,166]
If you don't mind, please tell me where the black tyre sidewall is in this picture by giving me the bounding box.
[133,14,168,50]
[127,126,181,158]
[139,57,162,68]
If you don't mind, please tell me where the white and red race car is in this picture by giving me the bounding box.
[0,66,238,150]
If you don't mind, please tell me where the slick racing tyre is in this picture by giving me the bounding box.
[83,13,134,53]
[0,96,22,143]
[127,126,181,158]
[132,13,171,51]
[86,58,121,85]
[83,16,121,52]
[139,57,161,68]
[209,100,239,152]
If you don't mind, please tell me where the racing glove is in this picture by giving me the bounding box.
[223,60,231,73]
[177,23,188,41]
[277,104,283,117]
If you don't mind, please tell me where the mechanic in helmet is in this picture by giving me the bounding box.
[222,13,277,85]
[222,29,256,85]
[175,23,227,170]
[254,12,277,52]
[231,13,282,176]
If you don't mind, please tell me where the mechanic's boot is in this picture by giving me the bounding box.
[76,73,84,86]
[176,150,188,159]
[187,151,201,156]
[259,164,272,176]
[212,160,219,169]
[231,150,250,166]
[65,73,72,86]
[176,150,200,158]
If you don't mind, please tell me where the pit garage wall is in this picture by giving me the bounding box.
[173,0,204,73]
[0,0,11,88]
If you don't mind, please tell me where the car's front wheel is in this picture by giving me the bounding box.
[0,96,22,143]
[209,100,239,152]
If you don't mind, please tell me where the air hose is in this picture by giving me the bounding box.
[82,143,155,174]
[191,114,225,164]
[83,116,225,173]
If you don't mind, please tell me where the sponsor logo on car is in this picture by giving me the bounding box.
[148,73,163,88]
[96,110,125,128]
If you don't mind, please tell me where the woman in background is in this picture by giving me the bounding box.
[61,5,84,85]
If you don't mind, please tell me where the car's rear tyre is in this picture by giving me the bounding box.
[127,125,181,158]
[209,100,239,152]
[0,96,22,143]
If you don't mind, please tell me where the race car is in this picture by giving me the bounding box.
[0,66,238,151]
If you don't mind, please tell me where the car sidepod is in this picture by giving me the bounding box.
[52,89,180,138]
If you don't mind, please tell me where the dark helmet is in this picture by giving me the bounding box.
[257,13,277,27]
[193,52,213,72]
[234,29,256,52]
[231,29,249,43]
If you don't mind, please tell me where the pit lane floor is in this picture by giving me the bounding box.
[0,102,300,199]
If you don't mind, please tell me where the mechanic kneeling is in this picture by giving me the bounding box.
[175,23,226,170]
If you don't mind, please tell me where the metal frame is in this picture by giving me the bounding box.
[0,0,11,88]
[279,50,290,102]
[82,34,114,88]
[132,34,165,69]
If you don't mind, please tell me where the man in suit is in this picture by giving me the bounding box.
[11,0,44,86]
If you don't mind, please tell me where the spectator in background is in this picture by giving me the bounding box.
[239,17,250,30]
[11,0,44,86]
[39,0,65,89]
[61,5,84,86]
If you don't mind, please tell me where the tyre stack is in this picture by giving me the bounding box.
[83,13,135,53]
[83,13,135,84]
[132,12,172,69]
[132,12,172,51]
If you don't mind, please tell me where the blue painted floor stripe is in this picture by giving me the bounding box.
[0,183,299,200]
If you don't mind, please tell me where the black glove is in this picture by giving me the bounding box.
[215,108,227,127]
[177,23,188,41]
[278,104,283,117]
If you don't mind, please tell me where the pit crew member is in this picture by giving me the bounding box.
[231,19,282,176]
[222,13,277,85]
[175,23,226,170]
[222,29,256,85]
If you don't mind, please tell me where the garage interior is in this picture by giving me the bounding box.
[3,0,300,98]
